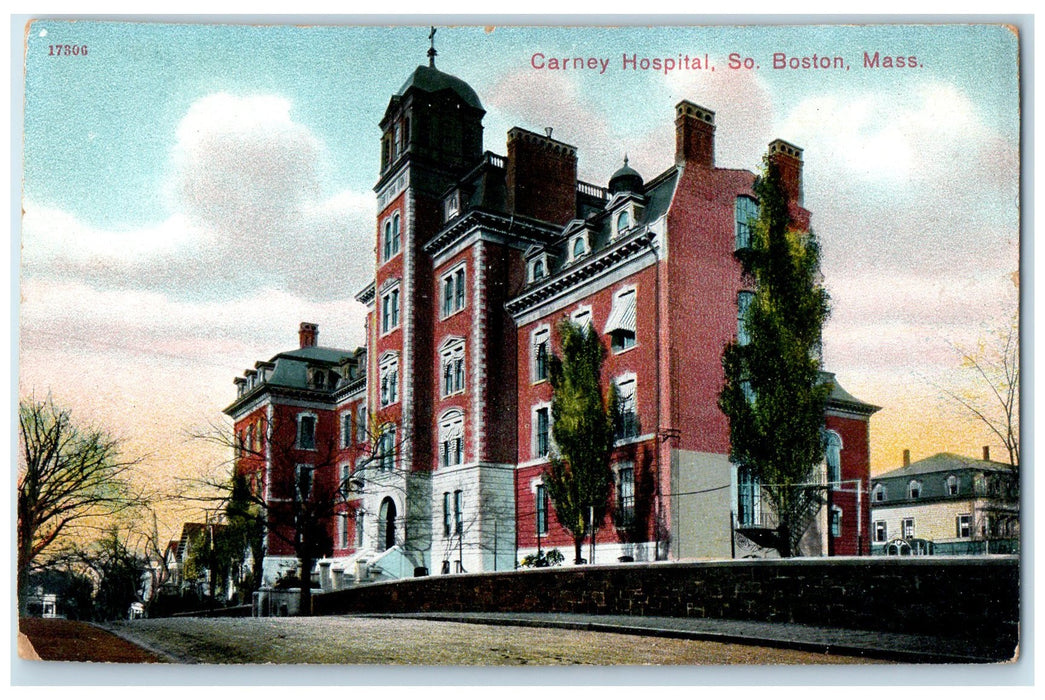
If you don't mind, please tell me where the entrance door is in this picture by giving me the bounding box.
[378,497,396,550]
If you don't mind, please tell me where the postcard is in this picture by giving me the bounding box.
[16,19,1022,676]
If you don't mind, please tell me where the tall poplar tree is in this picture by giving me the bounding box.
[719,158,831,558]
[544,320,618,565]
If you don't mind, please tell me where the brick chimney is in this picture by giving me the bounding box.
[299,322,318,348]
[675,101,715,167]
[767,139,804,206]
[902,449,911,467]
[506,127,578,226]
[983,445,991,461]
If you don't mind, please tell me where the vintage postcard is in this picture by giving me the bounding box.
[16,19,1022,677]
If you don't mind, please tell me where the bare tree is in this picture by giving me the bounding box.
[17,397,144,614]
[188,410,409,615]
[943,312,1020,473]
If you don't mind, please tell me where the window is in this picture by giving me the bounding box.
[605,288,637,352]
[534,406,551,458]
[615,376,639,440]
[571,235,587,260]
[532,327,550,382]
[617,465,635,526]
[453,490,463,535]
[381,287,401,334]
[443,492,452,537]
[530,258,546,282]
[339,462,351,497]
[830,507,842,537]
[872,483,887,502]
[824,430,842,484]
[873,520,887,543]
[378,424,397,472]
[737,466,761,527]
[296,414,316,450]
[735,196,758,250]
[341,414,352,449]
[339,513,349,549]
[294,464,314,502]
[440,340,466,396]
[441,267,466,317]
[737,291,754,346]
[384,212,399,262]
[615,209,630,236]
[907,480,921,500]
[382,213,402,261]
[536,484,548,535]
[439,410,465,468]
[902,518,915,538]
[571,306,593,330]
[947,474,959,496]
[379,354,399,407]
[355,406,368,443]
[444,191,460,221]
[355,510,365,547]
[956,514,971,539]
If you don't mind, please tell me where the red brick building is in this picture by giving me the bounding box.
[225,56,878,586]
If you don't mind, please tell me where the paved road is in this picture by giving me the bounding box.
[103,616,883,665]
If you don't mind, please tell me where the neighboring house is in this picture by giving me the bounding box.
[870,449,1019,555]
[225,46,877,587]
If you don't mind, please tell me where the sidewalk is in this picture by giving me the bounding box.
[358,611,1015,664]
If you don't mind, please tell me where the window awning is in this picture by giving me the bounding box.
[604,291,637,334]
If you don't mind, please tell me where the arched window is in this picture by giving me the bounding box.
[825,430,842,484]
[946,474,959,497]
[531,259,545,281]
[571,236,586,259]
[908,480,922,500]
[615,209,630,236]
[378,497,396,551]
[439,409,465,467]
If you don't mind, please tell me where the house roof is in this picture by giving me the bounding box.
[820,371,880,415]
[874,452,1013,481]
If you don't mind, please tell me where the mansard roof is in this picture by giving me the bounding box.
[874,452,1014,481]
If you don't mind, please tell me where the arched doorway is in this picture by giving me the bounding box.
[378,497,396,551]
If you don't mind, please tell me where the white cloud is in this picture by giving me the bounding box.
[22,92,378,302]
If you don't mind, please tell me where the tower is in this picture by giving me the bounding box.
[369,41,487,573]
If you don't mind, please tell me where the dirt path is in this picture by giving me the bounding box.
[103,616,882,665]
[19,618,167,663]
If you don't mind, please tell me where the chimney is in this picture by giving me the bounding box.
[902,449,911,467]
[675,101,715,167]
[506,127,578,226]
[767,139,804,206]
[299,322,318,349]
[983,445,991,461]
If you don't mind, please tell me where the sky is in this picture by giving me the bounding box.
[17,21,1021,542]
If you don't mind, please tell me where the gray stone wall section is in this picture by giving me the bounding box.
[313,557,1019,657]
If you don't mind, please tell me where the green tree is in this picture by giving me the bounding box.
[544,320,618,565]
[17,397,143,614]
[719,158,831,558]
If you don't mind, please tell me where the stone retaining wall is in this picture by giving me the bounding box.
[314,556,1019,649]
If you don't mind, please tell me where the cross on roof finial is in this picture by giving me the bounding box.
[428,26,438,67]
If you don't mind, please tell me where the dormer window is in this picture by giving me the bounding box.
[530,258,546,282]
[615,209,630,237]
[444,190,460,221]
[570,234,588,261]
[908,480,922,500]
